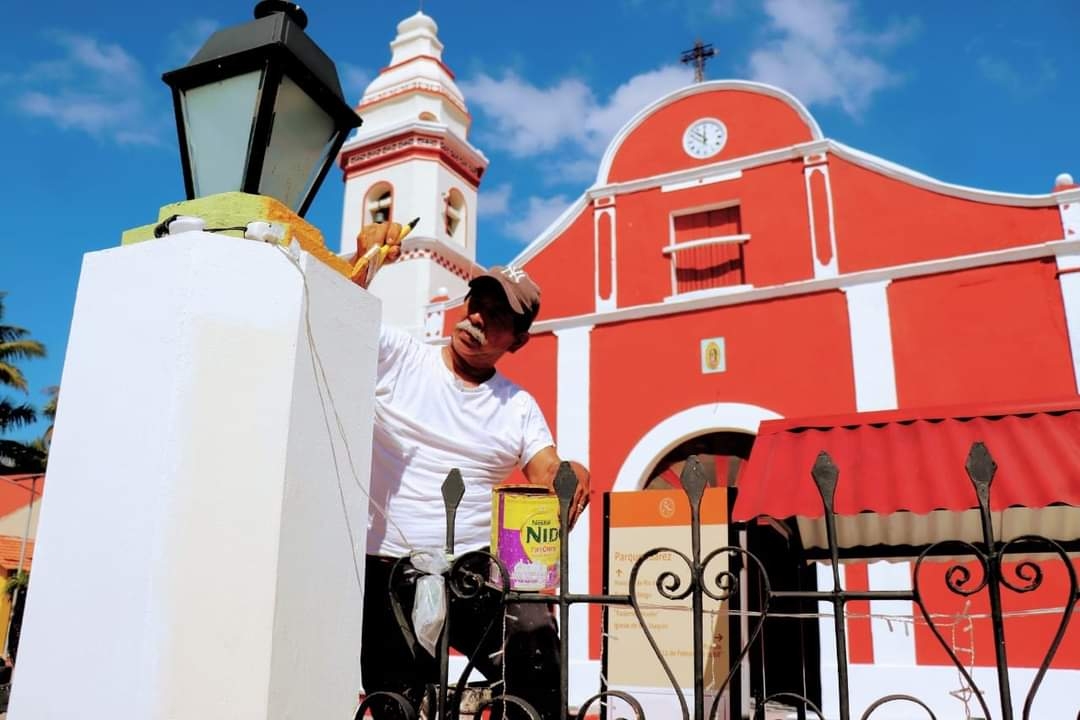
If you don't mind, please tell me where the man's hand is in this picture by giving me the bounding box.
[524,448,591,530]
[562,461,591,530]
[353,221,404,266]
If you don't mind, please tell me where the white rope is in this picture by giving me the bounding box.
[272,243,419,587]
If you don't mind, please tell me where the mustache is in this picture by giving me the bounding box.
[455,319,486,345]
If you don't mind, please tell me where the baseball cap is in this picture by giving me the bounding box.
[469,265,541,329]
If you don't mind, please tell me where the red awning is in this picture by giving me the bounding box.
[733,399,1080,553]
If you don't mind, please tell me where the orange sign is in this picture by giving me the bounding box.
[605,489,730,690]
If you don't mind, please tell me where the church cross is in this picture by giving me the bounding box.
[680,39,717,83]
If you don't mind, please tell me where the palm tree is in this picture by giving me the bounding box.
[38,385,58,451]
[0,293,46,471]
[0,293,46,393]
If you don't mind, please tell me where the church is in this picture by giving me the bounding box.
[337,10,1080,718]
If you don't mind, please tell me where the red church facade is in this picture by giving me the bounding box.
[427,80,1080,714]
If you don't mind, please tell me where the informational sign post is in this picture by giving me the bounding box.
[604,488,731,719]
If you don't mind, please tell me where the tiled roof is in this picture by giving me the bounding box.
[0,474,43,518]
[0,534,34,572]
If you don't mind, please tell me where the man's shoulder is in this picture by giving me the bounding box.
[489,372,537,405]
[380,324,429,356]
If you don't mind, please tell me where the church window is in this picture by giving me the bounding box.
[444,188,466,239]
[365,182,394,224]
[664,205,749,295]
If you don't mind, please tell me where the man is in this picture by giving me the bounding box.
[355,221,590,720]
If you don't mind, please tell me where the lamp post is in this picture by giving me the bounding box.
[161,0,362,217]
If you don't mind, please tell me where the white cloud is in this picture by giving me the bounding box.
[17,92,140,136]
[51,31,142,87]
[503,194,571,244]
[461,64,692,161]
[538,157,598,186]
[978,55,1056,99]
[747,0,915,116]
[460,73,593,157]
[480,183,512,216]
[584,65,693,143]
[12,32,163,145]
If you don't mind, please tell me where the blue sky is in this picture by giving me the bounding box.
[3,0,1079,440]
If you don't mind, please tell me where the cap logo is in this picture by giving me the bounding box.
[501,265,528,283]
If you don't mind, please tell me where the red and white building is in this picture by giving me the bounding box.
[339,11,1080,718]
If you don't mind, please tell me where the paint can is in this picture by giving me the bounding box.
[491,484,561,593]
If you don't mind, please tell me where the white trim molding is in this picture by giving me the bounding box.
[661,170,743,194]
[840,280,898,412]
[1055,247,1080,393]
[593,208,617,312]
[529,238,1079,338]
[804,162,839,279]
[596,80,825,185]
[553,326,594,669]
[613,403,783,492]
[662,234,751,255]
[509,138,1077,275]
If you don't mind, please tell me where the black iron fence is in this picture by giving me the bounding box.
[354,442,1080,720]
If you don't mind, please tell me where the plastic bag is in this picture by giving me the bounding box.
[410,548,451,656]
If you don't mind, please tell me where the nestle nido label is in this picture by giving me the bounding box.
[491,485,560,593]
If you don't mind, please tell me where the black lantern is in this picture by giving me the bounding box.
[162,1,362,217]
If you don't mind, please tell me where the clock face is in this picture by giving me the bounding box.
[682,118,727,159]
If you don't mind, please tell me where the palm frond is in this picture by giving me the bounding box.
[0,325,31,343]
[42,385,58,420]
[0,364,29,393]
[0,339,46,363]
[0,399,37,432]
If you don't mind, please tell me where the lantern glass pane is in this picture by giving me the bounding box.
[180,70,263,197]
[259,73,337,211]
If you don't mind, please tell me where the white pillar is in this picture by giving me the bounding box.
[1055,246,1080,393]
[840,280,898,412]
[553,325,598,705]
[10,234,379,720]
[866,561,916,667]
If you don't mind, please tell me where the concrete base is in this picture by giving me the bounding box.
[10,233,379,719]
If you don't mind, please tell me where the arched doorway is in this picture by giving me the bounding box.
[609,404,820,715]
[641,431,754,491]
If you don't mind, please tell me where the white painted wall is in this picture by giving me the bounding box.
[339,151,478,260]
[552,326,598,705]
[840,280,898,412]
[0,501,40,540]
[10,234,379,720]
[1055,246,1080,393]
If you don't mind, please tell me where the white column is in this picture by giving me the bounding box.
[840,280,898,412]
[553,325,598,706]
[10,234,379,720]
[817,563,842,720]
[866,561,916,667]
[1055,247,1080,393]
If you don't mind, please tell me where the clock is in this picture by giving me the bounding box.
[682,118,727,159]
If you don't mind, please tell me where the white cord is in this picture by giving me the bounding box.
[270,243,418,593]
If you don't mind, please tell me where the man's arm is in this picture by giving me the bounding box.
[522,446,591,529]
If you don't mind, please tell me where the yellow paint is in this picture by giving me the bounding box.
[120,192,355,280]
[0,585,10,653]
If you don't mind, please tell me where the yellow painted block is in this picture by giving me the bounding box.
[120,192,355,280]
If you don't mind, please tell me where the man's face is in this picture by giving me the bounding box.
[450,284,527,366]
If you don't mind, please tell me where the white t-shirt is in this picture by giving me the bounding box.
[367,326,554,557]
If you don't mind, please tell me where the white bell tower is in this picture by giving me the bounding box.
[338,11,488,336]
